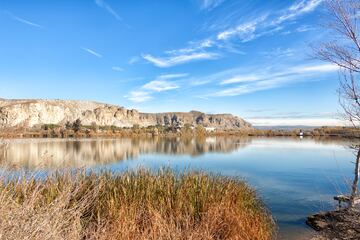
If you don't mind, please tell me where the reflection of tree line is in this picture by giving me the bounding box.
[0,137,252,169]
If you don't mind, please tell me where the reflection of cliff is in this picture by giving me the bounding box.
[0,137,251,169]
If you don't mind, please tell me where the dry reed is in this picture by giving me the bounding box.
[0,169,274,240]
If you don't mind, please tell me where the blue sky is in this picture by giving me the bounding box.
[0,0,342,126]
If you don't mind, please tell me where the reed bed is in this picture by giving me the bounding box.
[0,169,274,240]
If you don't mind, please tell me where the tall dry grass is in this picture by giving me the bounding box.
[0,169,274,240]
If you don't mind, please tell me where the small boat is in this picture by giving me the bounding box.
[298,130,304,138]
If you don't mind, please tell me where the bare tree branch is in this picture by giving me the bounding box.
[314,0,360,209]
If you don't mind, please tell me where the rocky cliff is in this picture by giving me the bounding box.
[0,99,251,130]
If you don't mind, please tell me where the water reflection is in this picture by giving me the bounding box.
[0,137,251,169]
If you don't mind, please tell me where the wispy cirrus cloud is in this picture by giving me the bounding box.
[274,0,323,25]
[208,63,338,97]
[198,0,226,10]
[261,47,296,58]
[125,91,152,103]
[216,15,267,42]
[82,47,103,58]
[220,63,338,85]
[220,75,260,85]
[142,52,219,68]
[112,66,124,71]
[157,73,189,79]
[216,0,323,42]
[5,11,44,28]
[294,64,339,73]
[142,73,186,91]
[143,80,179,92]
[128,56,140,65]
[125,73,186,102]
[143,0,323,68]
[94,0,122,21]
[296,25,316,32]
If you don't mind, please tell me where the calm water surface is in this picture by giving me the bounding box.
[0,137,358,239]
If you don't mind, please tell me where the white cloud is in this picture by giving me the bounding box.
[143,80,179,92]
[290,0,323,13]
[125,91,152,103]
[142,52,219,68]
[82,48,103,58]
[142,0,323,68]
[142,73,185,92]
[211,82,273,97]
[274,0,323,25]
[216,1,322,43]
[205,63,338,97]
[128,56,140,65]
[158,73,189,79]
[296,25,315,32]
[199,0,226,10]
[95,0,122,21]
[292,64,339,73]
[7,12,44,28]
[112,66,124,71]
[262,48,296,58]
[165,39,215,55]
[220,75,260,85]
[125,73,185,103]
[217,17,265,42]
[220,64,338,86]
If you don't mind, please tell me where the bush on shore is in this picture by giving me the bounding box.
[0,169,274,240]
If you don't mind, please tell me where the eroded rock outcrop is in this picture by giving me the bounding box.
[0,99,251,130]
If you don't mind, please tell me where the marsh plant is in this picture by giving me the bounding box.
[0,169,274,240]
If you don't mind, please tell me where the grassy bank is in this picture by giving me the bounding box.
[0,169,274,240]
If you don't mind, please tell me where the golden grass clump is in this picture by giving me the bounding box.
[0,169,274,240]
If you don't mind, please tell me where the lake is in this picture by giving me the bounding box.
[0,137,357,239]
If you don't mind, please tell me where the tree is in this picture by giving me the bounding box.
[132,124,140,130]
[72,119,82,133]
[65,121,72,130]
[91,122,99,133]
[314,0,360,208]
[181,123,193,136]
[155,124,164,134]
[184,123,192,131]
[195,125,206,137]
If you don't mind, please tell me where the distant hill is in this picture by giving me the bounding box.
[0,98,252,130]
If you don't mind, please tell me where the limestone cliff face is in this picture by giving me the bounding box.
[0,99,252,129]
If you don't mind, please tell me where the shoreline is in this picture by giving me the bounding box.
[307,209,360,240]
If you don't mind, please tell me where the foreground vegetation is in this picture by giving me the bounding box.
[0,169,274,240]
